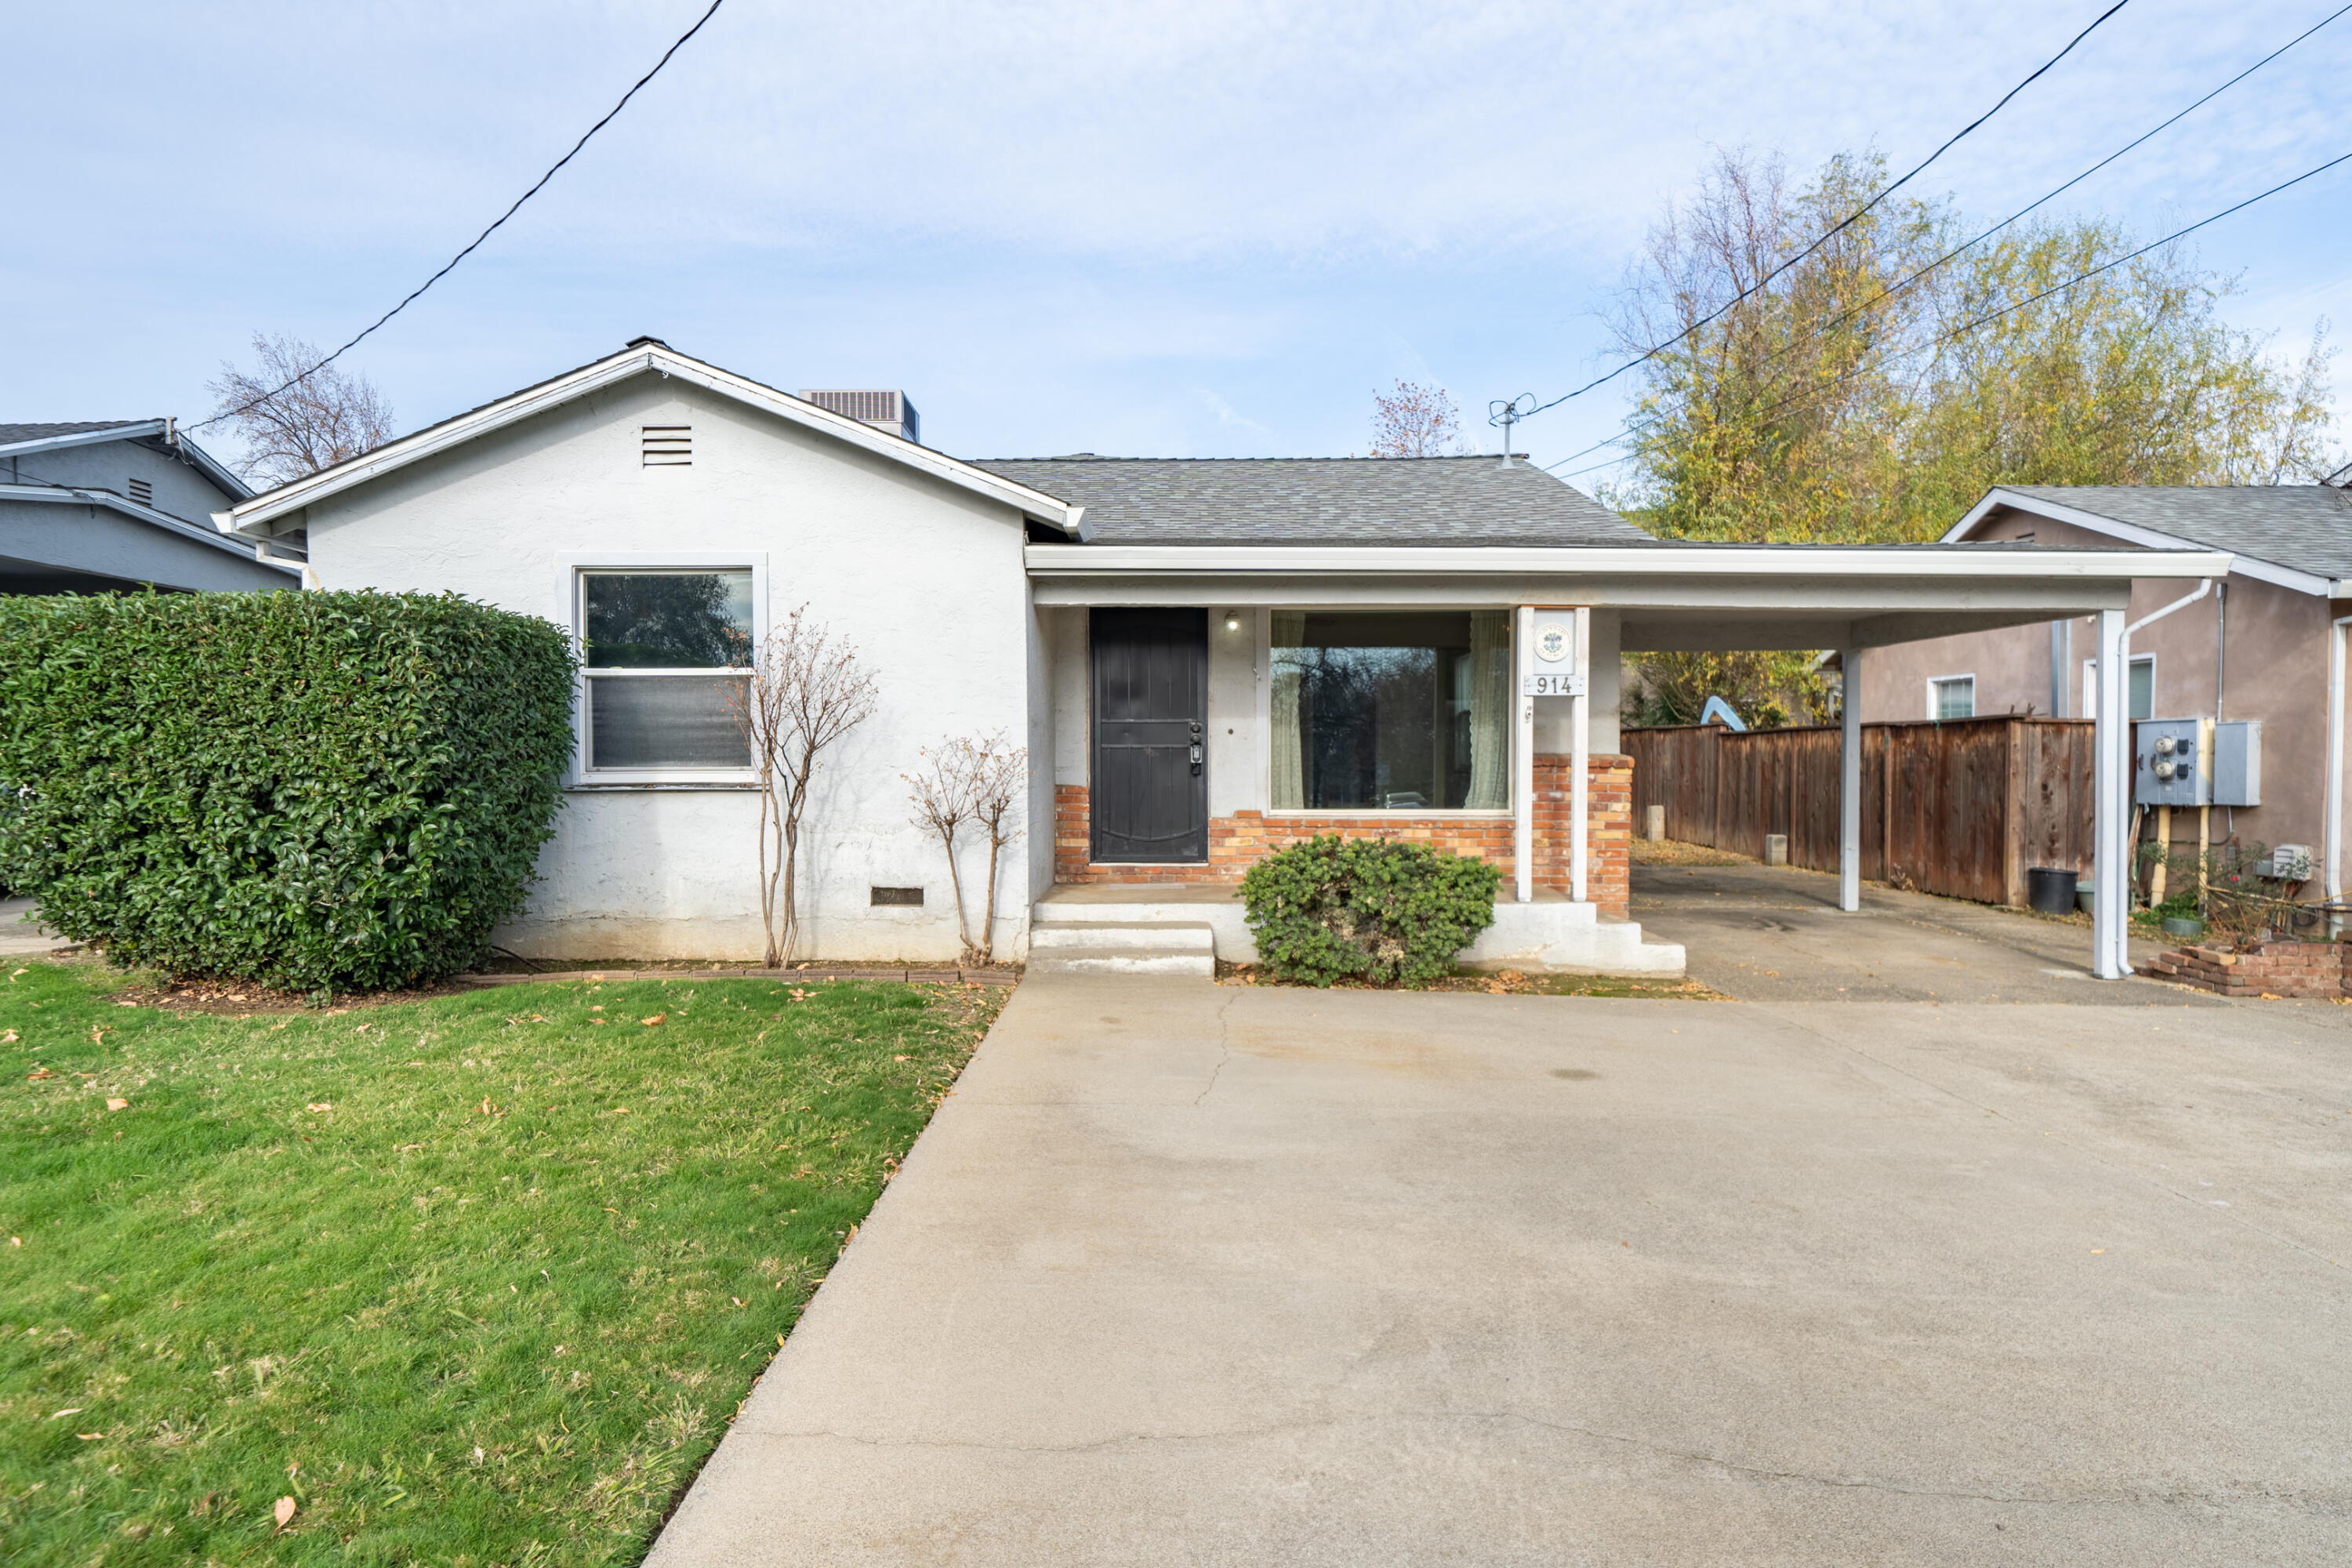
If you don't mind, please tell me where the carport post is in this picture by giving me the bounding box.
[2092,608,2129,978]
[1839,647,1860,913]
[1570,606,1590,903]
[1514,605,1534,902]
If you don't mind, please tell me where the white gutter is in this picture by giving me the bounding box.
[2125,578,2212,641]
[1022,543,2230,580]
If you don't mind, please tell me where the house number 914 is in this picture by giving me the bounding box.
[1523,673,1587,697]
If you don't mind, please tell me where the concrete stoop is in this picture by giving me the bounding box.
[1026,919,1216,978]
[1027,885,1684,978]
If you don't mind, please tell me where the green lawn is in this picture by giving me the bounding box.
[1,960,1002,1566]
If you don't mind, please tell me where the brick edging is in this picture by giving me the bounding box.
[2142,938,2349,999]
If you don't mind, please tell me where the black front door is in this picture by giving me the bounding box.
[1091,608,1208,863]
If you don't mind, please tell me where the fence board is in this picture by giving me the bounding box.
[1627,717,2097,908]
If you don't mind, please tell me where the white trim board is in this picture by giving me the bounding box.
[1024,543,2228,581]
[1948,488,2331,597]
[223,343,1083,538]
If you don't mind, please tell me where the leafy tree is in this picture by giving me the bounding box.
[1604,147,2339,724]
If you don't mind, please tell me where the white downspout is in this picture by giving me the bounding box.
[2093,608,2129,978]
[1840,645,1862,913]
[1514,605,1534,903]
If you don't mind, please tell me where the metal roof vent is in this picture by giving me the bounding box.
[641,425,691,466]
[799,390,919,445]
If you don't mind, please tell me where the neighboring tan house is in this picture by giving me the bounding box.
[212,340,2212,974]
[1,420,296,593]
[1857,484,2352,875]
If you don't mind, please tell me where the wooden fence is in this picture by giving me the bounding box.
[1627,717,2099,907]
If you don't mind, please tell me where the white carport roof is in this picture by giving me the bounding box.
[1022,540,2231,648]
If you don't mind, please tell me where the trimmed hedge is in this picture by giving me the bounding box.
[1239,835,1501,988]
[0,592,576,993]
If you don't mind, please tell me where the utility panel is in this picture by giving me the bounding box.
[2213,720,2261,807]
[2134,719,2208,807]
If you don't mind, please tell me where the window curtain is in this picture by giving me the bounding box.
[1270,610,1306,809]
[1465,609,1511,810]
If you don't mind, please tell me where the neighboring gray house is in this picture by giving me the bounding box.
[1,420,296,593]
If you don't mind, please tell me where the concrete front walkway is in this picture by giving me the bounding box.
[652,975,2352,1566]
[0,898,74,956]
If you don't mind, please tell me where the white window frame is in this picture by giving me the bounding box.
[1258,604,1515,818]
[1926,673,1976,721]
[2081,654,2154,721]
[557,551,768,788]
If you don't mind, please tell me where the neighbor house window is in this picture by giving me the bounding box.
[579,569,754,773]
[2080,655,2154,720]
[1929,675,1975,720]
[1270,610,1510,811]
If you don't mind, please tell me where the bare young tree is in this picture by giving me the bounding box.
[1369,379,1462,457]
[906,731,1027,966]
[735,606,878,967]
[906,740,979,960]
[205,332,397,486]
[966,734,1027,966]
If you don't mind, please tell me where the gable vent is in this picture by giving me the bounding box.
[127,477,153,506]
[799,389,919,445]
[641,425,691,466]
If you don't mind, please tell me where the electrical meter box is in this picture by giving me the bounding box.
[2134,718,2209,806]
[2213,720,2261,806]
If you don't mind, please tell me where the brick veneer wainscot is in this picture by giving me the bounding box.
[1054,753,1635,916]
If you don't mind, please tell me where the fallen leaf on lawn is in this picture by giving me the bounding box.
[77,1432,105,1441]
[590,1018,608,1025]
[4,1031,20,1044]
[609,1107,630,1115]
[589,1004,604,1012]
[731,1297,745,1307]
[24,1062,49,1077]
[274,1496,297,1529]
[106,1098,129,1112]
[641,1014,666,1026]
[307,1103,333,1113]
[8,1236,20,1247]
[530,1014,546,1022]
[893,1054,908,1062]
[479,1098,499,1116]
[49,1407,82,1419]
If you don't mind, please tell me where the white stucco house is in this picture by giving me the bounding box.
[217,340,2223,978]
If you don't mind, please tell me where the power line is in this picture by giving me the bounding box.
[192,0,726,434]
[1504,0,2133,432]
[1708,143,2352,450]
[1541,5,2349,482]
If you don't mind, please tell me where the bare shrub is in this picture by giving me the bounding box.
[906,731,1027,965]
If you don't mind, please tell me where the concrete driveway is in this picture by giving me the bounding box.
[652,975,2352,1566]
[1633,858,2191,1004]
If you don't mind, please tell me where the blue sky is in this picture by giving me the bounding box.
[6,1,2349,480]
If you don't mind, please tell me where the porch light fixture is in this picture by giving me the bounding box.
[1224,612,1241,632]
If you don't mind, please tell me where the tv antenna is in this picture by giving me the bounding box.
[1488,394,1536,467]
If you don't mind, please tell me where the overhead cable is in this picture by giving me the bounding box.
[1508,0,2134,430]
[1542,4,2348,479]
[192,0,726,433]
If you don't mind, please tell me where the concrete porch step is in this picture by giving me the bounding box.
[1027,945,1216,978]
[1029,920,1217,952]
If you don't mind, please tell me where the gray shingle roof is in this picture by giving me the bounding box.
[0,420,150,447]
[968,455,1662,546]
[1996,485,2352,580]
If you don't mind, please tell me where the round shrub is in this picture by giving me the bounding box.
[1238,835,1502,989]
[0,590,577,993]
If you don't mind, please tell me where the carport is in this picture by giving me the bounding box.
[1029,537,2230,978]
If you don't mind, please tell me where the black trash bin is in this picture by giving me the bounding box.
[2027,866,2079,916]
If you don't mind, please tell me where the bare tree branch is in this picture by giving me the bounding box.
[205,332,397,487]
[1369,380,1463,457]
